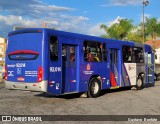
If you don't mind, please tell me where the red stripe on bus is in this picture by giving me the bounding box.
[8,50,39,55]
[110,71,117,87]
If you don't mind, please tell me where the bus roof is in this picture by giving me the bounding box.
[8,28,146,47]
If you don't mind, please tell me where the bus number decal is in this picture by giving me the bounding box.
[50,67,61,72]
[16,63,26,68]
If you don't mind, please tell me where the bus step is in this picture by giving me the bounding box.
[148,82,153,83]
[110,86,120,89]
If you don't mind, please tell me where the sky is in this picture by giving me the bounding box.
[0,0,159,38]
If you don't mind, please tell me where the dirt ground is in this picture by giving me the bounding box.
[0,81,160,124]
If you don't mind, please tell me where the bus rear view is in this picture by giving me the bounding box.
[5,29,47,92]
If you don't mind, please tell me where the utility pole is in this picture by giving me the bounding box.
[142,0,149,44]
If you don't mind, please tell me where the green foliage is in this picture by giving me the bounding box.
[100,17,160,43]
[100,19,134,40]
[127,26,143,43]
[127,32,142,43]
[145,17,160,41]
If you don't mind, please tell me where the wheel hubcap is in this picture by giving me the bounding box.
[91,81,99,94]
[137,79,142,87]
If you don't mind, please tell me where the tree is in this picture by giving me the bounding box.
[100,19,134,40]
[127,17,160,43]
[100,24,120,39]
[145,17,160,44]
[127,26,143,43]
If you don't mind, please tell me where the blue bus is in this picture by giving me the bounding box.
[5,28,154,97]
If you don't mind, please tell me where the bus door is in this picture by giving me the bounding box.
[110,48,120,88]
[147,52,154,83]
[62,45,77,93]
[48,36,62,95]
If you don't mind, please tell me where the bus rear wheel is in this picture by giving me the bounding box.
[87,78,101,98]
[136,76,143,90]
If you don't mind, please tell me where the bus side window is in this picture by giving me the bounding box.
[103,43,107,61]
[84,41,93,62]
[62,45,67,61]
[50,36,58,61]
[70,47,75,61]
[138,48,144,63]
[83,41,102,62]
[133,47,144,63]
[122,46,132,63]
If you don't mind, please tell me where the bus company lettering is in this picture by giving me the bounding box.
[128,64,135,71]
[16,63,26,67]
[50,67,61,72]
[87,64,90,71]
[128,64,136,67]
[25,71,37,77]
[83,71,94,75]
[7,64,16,68]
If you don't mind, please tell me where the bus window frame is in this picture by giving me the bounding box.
[122,46,132,63]
[50,36,58,61]
[83,40,103,62]
[132,47,144,63]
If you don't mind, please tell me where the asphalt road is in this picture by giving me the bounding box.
[0,81,160,124]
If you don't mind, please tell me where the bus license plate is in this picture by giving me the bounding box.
[17,77,25,81]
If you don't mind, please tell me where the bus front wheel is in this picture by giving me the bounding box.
[136,76,143,90]
[87,78,101,98]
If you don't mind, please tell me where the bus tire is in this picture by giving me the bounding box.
[87,78,101,98]
[154,74,158,81]
[136,76,143,90]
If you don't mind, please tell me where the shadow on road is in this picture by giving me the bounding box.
[100,87,132,97]
[1,80,158,99]
[34,92,84,99]
[34,87,132,99]
[35,82,157,99]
